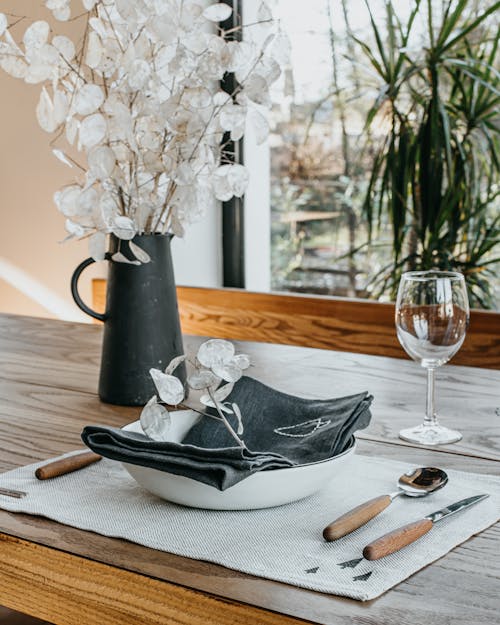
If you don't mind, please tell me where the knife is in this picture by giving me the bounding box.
[363,494,489,561]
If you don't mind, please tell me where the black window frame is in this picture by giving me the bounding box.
[220,0,245,288]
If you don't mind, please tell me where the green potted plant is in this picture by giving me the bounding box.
[357,0,499,307]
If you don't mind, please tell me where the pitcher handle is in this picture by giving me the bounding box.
[71,256,107,322]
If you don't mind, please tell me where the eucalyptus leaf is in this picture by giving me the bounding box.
[79,113,107,148]
[232,402,244,435]
[129,240,151,263]
[187,369,219,390]
[65,218,87,237]
[0,0,283,274]
[211,362,242,383]
[25,58,54,84]
[164,354,186,375]
[112,216,136,240]
[36,87,58,133]
[140,395,171,441]
[212,164,249,201]
[74,84,105,116]
[249,108,269,145]
[170,213,185,237]
[202,3,232,22]
[53,88,68,124]
[0,14,8,37]
[65,117,79,145]
[197,339,235,368]
[243,75,270,106]
[87,146,116,179]
[231,354,250,370]
[23,21,50,50]
[52,35,75,62]
[127,59,151,90]
[200,382,234,408]
[54,185,82,216]
[45,0,71,22]
[0,56,28,79]
[257,2,273,22]
[88,231,107,261]
[85,31,102,69]
[149,368,185,405]
[52,148,73,168]
[183,86,212,109]
[111,252,141,265]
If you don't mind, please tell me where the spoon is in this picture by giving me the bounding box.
[323,467,448,541]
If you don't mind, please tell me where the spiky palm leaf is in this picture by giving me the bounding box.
[357,0,500,308]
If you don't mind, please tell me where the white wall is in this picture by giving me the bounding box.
[242,0,271,292]
[0,2,221,322]
[171,209,222,287]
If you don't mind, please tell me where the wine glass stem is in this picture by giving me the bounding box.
[425,367,437,427]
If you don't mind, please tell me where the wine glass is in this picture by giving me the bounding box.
[395,270,470,445]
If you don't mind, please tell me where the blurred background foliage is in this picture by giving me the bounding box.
[270,0,499,308]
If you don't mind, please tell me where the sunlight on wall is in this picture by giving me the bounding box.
[0,257,87,321]
[0,2,221,322]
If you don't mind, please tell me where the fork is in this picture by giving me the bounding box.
[0,487,27,499]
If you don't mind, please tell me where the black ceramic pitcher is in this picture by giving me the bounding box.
[71,233,186,406]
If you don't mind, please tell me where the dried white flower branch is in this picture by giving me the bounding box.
[0,1,289,262]
[141,339,250,448]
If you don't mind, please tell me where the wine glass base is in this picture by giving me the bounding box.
[399,423,462,446]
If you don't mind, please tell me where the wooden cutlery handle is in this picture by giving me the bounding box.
[35,451,102,480]
[323,495,392,541]
[363,518,433,560]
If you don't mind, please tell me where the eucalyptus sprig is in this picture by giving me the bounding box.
[140,339,250,448]
[0,1,288,262]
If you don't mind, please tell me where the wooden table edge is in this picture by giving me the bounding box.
[0,531,315,625]
[1,314,499,624]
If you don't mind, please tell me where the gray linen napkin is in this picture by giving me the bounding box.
[81,427,294,490]
[82,377,372,491]
[184,377,373,464]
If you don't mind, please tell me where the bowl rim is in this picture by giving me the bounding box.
[122,420,356,470]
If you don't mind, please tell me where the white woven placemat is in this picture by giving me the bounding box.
[0,453,498,601]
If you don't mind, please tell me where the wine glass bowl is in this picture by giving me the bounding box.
[395,271,470,445]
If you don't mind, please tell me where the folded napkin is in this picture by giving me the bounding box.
[184,377,373,465]
[82,376,372,491]
[81,427,294,490]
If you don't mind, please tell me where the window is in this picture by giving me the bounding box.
[242,0,500,309]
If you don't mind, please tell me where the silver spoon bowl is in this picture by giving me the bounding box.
[392,466,448,499]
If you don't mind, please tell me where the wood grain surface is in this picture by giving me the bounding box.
[323,495,392,541]
[0,313,498,625]
[92,282,500,368]
[0,535,307,625]
[0,314,498,460]
[362,518,434,560]
[34,451,101,480]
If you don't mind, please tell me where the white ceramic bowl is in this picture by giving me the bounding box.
[121,411,356,510]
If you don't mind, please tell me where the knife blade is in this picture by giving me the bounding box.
[363,493,489,561]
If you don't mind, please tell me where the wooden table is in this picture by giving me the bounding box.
[0,313,498,625]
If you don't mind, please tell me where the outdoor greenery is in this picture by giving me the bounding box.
[270,0,499,309]
[359,0,500,308]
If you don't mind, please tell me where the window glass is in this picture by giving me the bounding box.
[266,0,499,308]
